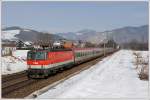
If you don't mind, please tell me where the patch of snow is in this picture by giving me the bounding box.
[53,42,61,46]
[13,50,29,60]
[23,29,31,32]
[24,41,32,45]
[133,51,148,60]
[76,32,83,35]
[37,50,148,99]
[2,30,20,40]
[2,50,29,75]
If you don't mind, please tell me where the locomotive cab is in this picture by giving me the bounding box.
[27,50,49,78]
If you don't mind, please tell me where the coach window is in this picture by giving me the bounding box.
[77,52,79,57]
[76,52,79,57]
[76,53,78,57]
[79,52,81,57]
[82,52,84,56]
[78,53,80,57]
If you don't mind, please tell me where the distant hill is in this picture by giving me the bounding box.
[57,25,148,45]
[2,26,22,31]
[106,25,148,44]
[2,27,63,42]
[58,29,97,41]
[2,25,148,46]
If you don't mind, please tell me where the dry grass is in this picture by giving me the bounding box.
[133,51,149,80]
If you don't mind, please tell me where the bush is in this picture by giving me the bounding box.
[133,52,149,80]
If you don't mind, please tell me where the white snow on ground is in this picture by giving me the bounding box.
[2,50,28,75]
[13,50,28,60]
[132,51,149,80]
[23,29,31,32]
[2,30,20,40]
[133,50,149,63]
[37,50,148,99]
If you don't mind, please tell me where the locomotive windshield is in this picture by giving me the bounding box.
[27,51,47,60]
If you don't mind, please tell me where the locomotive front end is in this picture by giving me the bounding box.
[27,50,49,78]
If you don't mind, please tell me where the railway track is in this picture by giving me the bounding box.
[2,71,38,97]
[2,51,117,98]
[2,71,27,83]
[2,71,30,96]
[2,79,37,96]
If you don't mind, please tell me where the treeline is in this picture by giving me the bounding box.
[121,40,148,50]
[84,39,118,48]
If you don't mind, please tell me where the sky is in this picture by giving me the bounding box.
[2,1,149,33]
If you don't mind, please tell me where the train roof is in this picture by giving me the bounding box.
[28,47,102,53]
[28,48,72,52]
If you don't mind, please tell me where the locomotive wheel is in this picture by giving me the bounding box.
[44,75,48,79]
[60,67,64,71]
[58,67,63,73]
[51,70,57,75]
[57,69,61,73]
[27,74,32,79]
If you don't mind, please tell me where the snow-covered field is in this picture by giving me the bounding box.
[2,30,20,40]
[37,50,148,99]
[2,50,28,75]
[133,51,149,64]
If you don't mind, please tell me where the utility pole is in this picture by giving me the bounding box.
[104,41,106,56]
[103,31,108,56]
[112,35,114,49]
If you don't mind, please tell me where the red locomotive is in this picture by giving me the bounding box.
[27,48,115,78]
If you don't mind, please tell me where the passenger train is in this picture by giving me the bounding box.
[27,47,116,78]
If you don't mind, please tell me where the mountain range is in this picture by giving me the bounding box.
[2,25,148,45]
[57,25,148,44]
